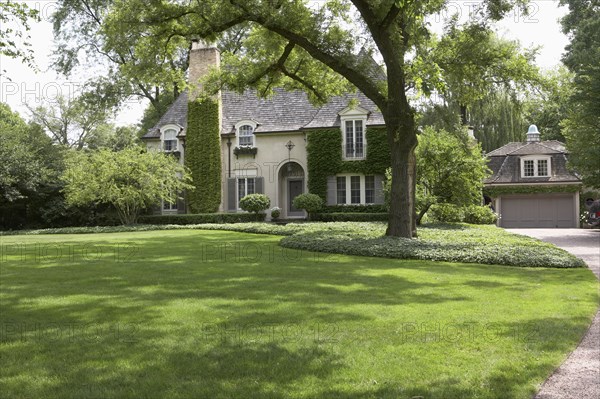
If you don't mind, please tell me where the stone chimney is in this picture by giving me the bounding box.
[526,124,541,142]
[188,40,221,102]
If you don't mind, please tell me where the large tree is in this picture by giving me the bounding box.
[560,0,600,188]
[102,0,530,237]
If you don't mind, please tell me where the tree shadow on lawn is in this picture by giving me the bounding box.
[0,230,597,398]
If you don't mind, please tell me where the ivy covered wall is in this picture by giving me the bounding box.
[185,99,222,212]
[306,126,390,200]
[484,184,582,197]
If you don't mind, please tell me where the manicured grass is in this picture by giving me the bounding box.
[1,222,585,267]
[0,229,598,398]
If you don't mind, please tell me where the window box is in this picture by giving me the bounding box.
[233,146,258,158]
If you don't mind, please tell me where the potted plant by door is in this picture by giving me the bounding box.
[270,207,281,221]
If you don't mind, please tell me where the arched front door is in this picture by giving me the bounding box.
[279,162,305,218]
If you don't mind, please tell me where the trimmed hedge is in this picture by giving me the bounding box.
[319,204,388,213]
[315,212,389,222]
[138,213,265,225]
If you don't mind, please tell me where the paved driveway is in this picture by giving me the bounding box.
[507,229,600,277]
[506,228,600,399]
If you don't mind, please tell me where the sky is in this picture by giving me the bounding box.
[0,1,570,127]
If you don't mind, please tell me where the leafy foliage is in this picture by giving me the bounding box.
[63,148,193,225]
[484,184,581,197]
[185,98,222,213]
[463,205,498,225]
[428,204,465,223]
[306,127,390,200]
[138,213,264,225]
[0,1,39,73]
[560,0,600,188]
[385,127,490,223]
[292,193,323,220]
[0,103,57,203]
[314,212,388,222]
[239,194,270,214]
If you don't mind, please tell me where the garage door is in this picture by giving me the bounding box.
[500,194,576,228]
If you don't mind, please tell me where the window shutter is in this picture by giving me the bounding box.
[255,177,264,194]
[227,178,237,211]
[374,175,385,205]
[326,176,337,205]
[177,191,186,214]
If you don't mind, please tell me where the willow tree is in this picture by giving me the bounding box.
[104,0,529,237]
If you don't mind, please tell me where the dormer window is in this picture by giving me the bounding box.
[521,156,551,178]
[237,124,255,147]
[339,104,368,160]
[163,128,178,152]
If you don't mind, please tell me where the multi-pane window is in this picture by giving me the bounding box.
[344,120,365,159]
[522,157,550,177]
[365,175,375,204]
[336,175,377,205]
[163,129,177,151]
[163,200,177,211]
[336,176,347,205]
[237,177,255,207]
[238,125,254,146]
[537,159,548,176]
[350,176,361,204]
[523,160,535,177]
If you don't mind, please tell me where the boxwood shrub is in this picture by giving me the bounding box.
[318,204,388,213]
[315,212,389,222]
[138,213,265,225]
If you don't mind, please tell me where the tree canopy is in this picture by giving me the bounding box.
[0,103,57,203]
[63,148,193,225]
[560,0,600,188]
[0,1,39,74]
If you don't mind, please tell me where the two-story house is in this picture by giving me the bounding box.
[484,125,582,228]
[142,41,388,218]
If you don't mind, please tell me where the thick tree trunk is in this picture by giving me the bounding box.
[385,122,418,238]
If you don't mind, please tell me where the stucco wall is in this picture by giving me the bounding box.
[221,131,308,218]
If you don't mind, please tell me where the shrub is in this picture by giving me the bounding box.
[239,194,271,214]
[292,193,323,220]
[318,204,388,213]
[428,203,465,223]
[270,207,281,219]
[138,213,265,225]
[315,212,389,222]
[464,205,498,225]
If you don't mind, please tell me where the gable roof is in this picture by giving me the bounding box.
[484,140,580,185]
[142,88,384,139]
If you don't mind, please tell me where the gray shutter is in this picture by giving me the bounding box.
[227,178,237,211]
[255,177,264,194]
[177,191,186,214]
[374,174,385,205]
[326,175,337,205]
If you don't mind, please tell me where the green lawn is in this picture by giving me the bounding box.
[0,229,598,398]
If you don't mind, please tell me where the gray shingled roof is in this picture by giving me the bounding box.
[142,88,384,139]
[486,140,566,156]
[144,91,189,139]
[484,140,580,185]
